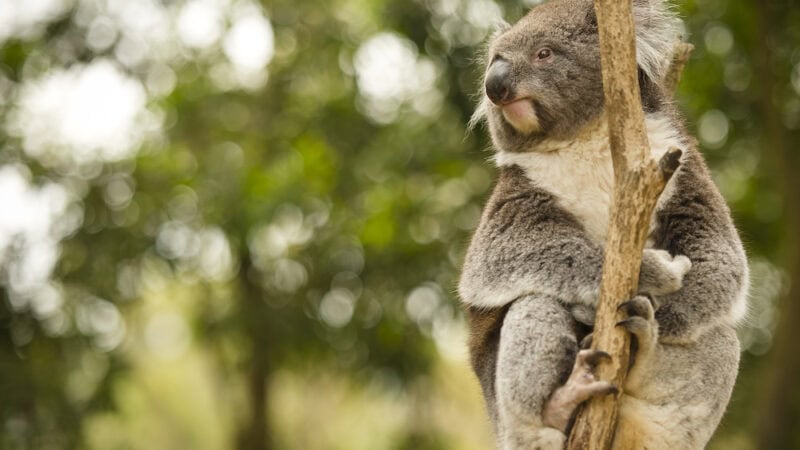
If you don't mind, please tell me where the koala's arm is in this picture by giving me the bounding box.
[459,166,603,309]
[651,151,749,342]
[459,166,685,310]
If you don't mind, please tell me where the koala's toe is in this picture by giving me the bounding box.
[579,332,593,350]
[615,296,659,362]
[672,254,692,275]
[617,295,655,319]
[616,316,652,339]
[579,349,612,369]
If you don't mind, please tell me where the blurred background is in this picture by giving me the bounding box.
[0,0,798,449]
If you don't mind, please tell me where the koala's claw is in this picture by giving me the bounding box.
[616,317,653,340]
[579,332,593,350]
[617,295,659,369]
[617,296,656,320]
[583,349,611,367]
[542,349,618,432]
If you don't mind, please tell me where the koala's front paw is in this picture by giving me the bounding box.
[639,249,692,297]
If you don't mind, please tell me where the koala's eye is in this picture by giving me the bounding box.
[536,48,552,60]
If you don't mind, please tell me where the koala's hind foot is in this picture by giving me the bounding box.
[616,295,659,391]
[542,349,618,432]
[545,296,658,432]
[579,294,660,356]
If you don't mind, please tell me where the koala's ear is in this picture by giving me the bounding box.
[632,0,682,86]
[490,21,511,41]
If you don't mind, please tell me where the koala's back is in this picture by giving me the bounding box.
[465,305,507,425]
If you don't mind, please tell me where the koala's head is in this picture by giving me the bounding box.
[473,0,680,153]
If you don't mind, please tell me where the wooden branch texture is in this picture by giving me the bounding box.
[566,1,683,449]
[664,42,694,95]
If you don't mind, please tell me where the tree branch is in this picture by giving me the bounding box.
[566,1,684,449]
[664,42,694,95]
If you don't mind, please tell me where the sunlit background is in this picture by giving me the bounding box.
[0,0,798,449]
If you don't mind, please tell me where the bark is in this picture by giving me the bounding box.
[663,42,694,95]
[566,1,682,448]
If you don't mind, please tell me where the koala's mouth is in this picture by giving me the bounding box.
[499,99,540,134]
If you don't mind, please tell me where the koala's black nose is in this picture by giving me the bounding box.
[485,59,514,105]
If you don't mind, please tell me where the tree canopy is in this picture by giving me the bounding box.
[0,0,798,449]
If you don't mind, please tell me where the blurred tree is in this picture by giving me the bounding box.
[751,1,800,449]
[0,0,509,448]
[0,1,796,449]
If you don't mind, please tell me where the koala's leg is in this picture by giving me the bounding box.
[615,299,740,449]
[496,294,600,450]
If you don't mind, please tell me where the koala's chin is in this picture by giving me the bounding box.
[487,103,548,154]
[499,99,540,134]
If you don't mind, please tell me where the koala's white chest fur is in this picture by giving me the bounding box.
[494,114,686,243]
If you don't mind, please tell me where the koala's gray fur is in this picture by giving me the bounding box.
[459,0,748,448]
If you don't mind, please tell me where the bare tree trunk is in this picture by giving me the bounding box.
[239,358,271,450]
[757,218,800,447]
[753,2,800,448]
[567,1,682,448]
[237,254,273,450]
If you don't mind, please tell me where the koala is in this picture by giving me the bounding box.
[458,1,749,449]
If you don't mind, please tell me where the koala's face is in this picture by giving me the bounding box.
[480,0,604,152]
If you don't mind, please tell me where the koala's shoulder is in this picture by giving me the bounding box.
[481,165,578,228]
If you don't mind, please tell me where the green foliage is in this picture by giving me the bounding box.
[0,0,797,449]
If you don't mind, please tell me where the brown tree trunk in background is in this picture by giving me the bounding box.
[757,226,800,446]
[754,2,800,448]
[566,0,683,448]
[239,358,271,450]
[237,254,273,450]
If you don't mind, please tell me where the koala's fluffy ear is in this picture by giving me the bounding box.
[490,20,511,41]
[632,0,682,86]
[470,21,509,131]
